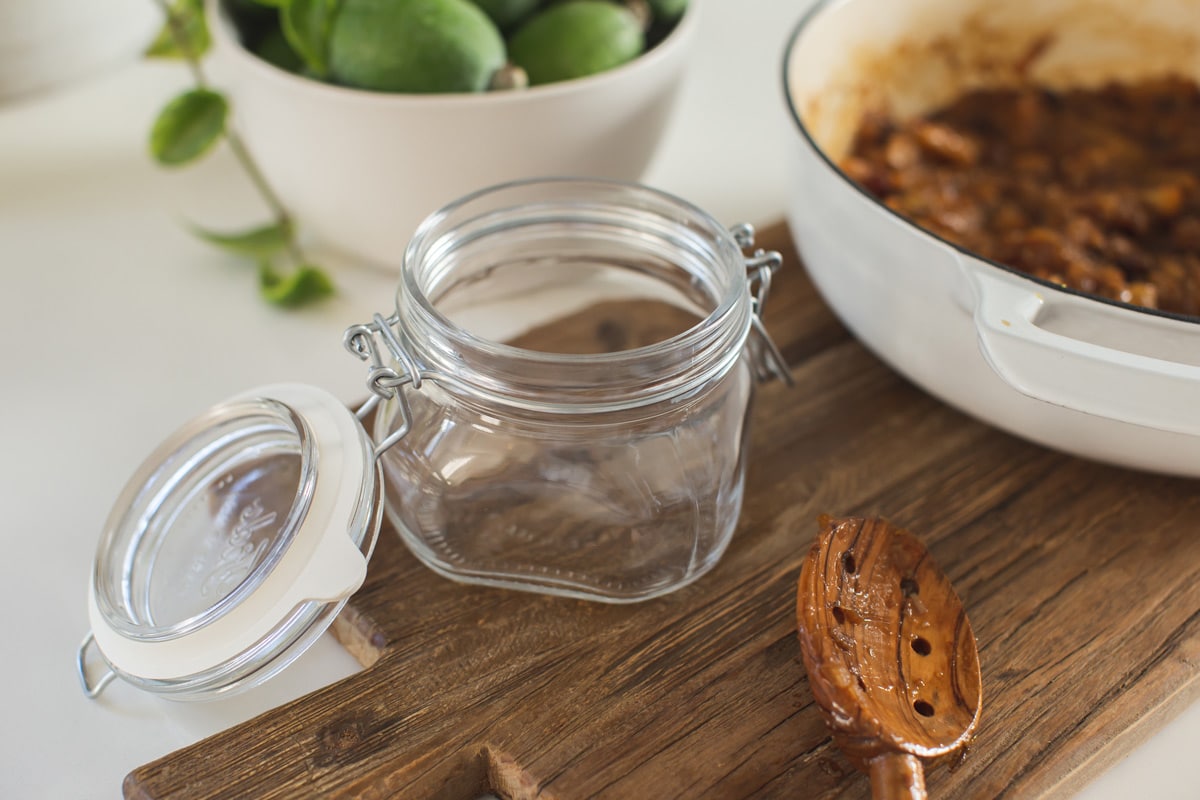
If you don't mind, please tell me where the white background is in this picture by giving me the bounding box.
[1,0,1195,796]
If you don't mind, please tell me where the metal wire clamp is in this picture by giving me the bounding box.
[343,313,422,456]
[732,224,794,386]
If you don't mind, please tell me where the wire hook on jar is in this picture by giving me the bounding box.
[344,314,423,393]
[732,224,794,387]
[77,632,116,699]
[344,315,423,456]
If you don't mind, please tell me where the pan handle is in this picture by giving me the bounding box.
[968,267,1200,436]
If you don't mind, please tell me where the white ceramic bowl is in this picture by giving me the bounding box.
[206,0,697,269]
[0,0,160,104]
[783,0,1200,476]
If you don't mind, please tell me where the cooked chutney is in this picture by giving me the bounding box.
[842,77,1200,315]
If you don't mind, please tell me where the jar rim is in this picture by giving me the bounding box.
[396,178,751,412]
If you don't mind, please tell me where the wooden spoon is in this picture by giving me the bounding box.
[796,516,981,799]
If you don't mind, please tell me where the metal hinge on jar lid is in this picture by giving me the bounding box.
[343,313,421,455]
[732,224,794,387]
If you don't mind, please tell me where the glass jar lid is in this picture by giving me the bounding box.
[79,383,381,700]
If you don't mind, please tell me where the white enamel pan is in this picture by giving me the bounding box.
[783,0,1200,476]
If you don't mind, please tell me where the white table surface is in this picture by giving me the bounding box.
[1,1,1196,797]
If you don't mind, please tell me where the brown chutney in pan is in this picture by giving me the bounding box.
[842,77,1200,316]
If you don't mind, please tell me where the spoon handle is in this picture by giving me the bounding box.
[867,753,927,800]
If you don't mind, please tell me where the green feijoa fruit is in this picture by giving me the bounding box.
[508,1,644,86]
[647,0,686,23]
[254,27,304,73]
[470,0,541,29]
[328,0,506,93]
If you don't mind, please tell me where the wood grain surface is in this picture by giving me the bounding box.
[125,223,1200,799]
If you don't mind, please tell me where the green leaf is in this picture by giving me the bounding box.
[150,89,229,166]
[145,0,210,60]
[191,220,293,258]
[259,262,335,307]
[282,0,341,77]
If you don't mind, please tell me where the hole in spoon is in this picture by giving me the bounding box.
[912,637,932,656]
[842,552,857,574]
[914,700,935,717]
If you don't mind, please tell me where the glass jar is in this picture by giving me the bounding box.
[346,179,790,603]
[78,179,788,701]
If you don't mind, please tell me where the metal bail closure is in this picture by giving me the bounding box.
[731,223,794,387]
[81,383,381,700]
[77,632,116,699]
[344,313,425,456]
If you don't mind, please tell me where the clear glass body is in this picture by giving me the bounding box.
[376,179,756,602]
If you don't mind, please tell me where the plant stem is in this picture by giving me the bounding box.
[223,132,305,265]
[154,0,305,267]
[154,0,208,85]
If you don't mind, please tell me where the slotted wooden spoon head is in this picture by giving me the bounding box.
[796,516,981,799]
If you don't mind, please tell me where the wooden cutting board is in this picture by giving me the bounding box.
[125,223,1200,799]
